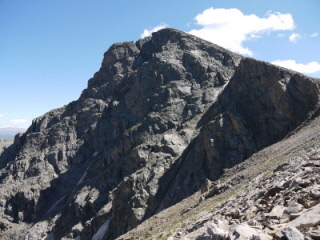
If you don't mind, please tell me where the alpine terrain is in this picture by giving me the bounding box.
[0,28,319,240]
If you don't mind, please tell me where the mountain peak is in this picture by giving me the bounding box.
[0,29,319,240]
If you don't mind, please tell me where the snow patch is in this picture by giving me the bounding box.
[76,171,87,186]
[92,218,111,240]
[45,233,55,240]
[46,197,65,214]
[71,170,88,193]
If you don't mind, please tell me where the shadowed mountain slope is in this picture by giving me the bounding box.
[0,28,319,240]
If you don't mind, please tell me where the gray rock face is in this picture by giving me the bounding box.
[0,138,13,155]
[158,58,320,208]
[0,28,319,240]
[282,227,304,240]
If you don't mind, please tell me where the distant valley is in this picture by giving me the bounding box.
[0,127,26,139]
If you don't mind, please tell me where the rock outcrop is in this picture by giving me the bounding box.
[0,138,13,155]
[0,28,319,240]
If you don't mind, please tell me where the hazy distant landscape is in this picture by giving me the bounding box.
[0,127,26,139]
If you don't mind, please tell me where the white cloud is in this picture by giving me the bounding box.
[277,33,285,38]
[0,114,4,117]
[189,8,295,56]
[140,23,168,38]
[289,33,301,43]
[10,119,28,124]
[311,32,318,37]
[9,119,30,128]
[272,60,320,74]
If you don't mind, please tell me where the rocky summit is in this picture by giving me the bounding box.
[0,28,319,240]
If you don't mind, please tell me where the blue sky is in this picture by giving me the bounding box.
[0,0,319,129]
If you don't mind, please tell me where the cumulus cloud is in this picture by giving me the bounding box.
[189,8,295,56]
[289,33,301,43]
[140,23,168,38]
[272,60,320,74]
[0,114,4,117]
[311,32,319,37]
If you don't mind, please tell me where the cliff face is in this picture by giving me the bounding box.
[0,28,319,240]
[0,138,13,156]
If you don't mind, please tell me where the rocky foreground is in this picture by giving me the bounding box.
[0,28,319,239]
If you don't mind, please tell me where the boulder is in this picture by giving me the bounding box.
[286,204,320,229]
[230,224,272,240]
[282,227,304,240]
[268,205,286,219]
